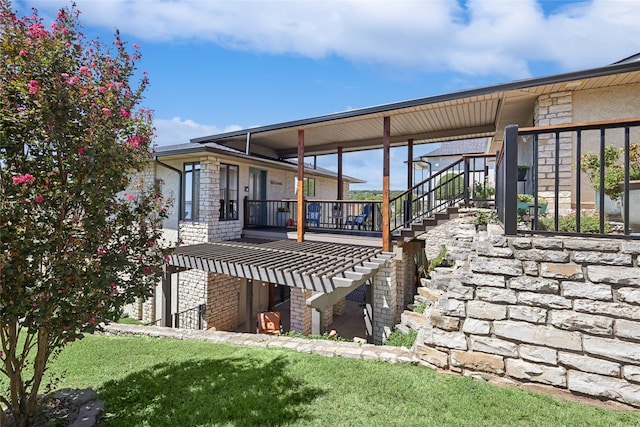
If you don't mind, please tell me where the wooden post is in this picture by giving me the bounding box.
[407,139,413,189]
[382,117,391,252]
[337,147,344,200]
[297,129,305,242]
[161,267,172,327]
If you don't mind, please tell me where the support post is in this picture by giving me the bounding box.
[364,281,373,344]
[245,279,254,333]
[297,129,305,242]
[311,308,325,335]
[503,125,519,235]
[337,147,344,200]
[382,116,391,252]
[161,267,172,327]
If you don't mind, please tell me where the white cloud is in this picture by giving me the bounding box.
[153,117,241,146]
[28,0,640,79]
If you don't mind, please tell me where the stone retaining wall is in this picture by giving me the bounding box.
[412,224,640,408]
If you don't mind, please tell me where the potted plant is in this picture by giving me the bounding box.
[517,193,548,215]
[472,180,495,208]
[580,143,640,226]
[517,165,530,181]
[276,206,289,227]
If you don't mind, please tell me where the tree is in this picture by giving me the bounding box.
[0,2,171,424]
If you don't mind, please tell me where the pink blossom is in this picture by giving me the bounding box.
[19,49,28,56]
[34,195,43,203]
[89,317,95,324]
[119,109,130,118]
[133,43,140,49]
[120,245,127,252]
[57,10,67,19]
[78,146,85,155]
[68,75,79,84]
[107,83,115,89]
[79,66,89,75]
[98,86,106,93]
[61,73,69,78]
[146,240,154,247]
[12,173,35,184]
[102,108,112,115]
[97,248,106,255]
[127,193,136,201]
[142,267,152,275]
[27,80,39,94]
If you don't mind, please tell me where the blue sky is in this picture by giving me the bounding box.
[15,0,640,189]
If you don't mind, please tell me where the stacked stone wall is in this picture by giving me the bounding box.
[373,257,397,344]
[414,228,640,408]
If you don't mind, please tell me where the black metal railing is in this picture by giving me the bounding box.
[173,303,206,330]
[389,153,496,232]
[499,117,640,238]
[244,198,383,233]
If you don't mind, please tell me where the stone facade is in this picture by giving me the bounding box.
[290,288,313,334]
[534,92,573,212]
[207,273,242,331]
[411,218,640,408]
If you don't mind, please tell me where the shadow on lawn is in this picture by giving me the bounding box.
[99,355,324,426]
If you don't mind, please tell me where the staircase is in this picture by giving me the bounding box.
[389,153,495,243]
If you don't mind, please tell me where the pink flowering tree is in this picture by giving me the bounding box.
[0,2,171,424]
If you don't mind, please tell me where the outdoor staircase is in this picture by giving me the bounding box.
[391,206,459,243]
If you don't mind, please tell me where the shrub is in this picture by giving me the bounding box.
[538,210,612,234]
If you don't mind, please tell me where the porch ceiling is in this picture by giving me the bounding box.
[168,239,393,293]
[191,64,640,158]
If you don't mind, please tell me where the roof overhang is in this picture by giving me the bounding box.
[191,61,640,157]
[168,239,393,293]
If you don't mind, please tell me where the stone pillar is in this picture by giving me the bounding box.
[372,257,397,344]
[333,298,346,316]
[206,273,241,331]
[289,288,312,334]
[534,92,573,212]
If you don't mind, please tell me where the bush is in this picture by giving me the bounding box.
[538,210,612,234]
[436,172,464,200]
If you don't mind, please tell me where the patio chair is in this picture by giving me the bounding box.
[257,311,282,335]
[305,202,321,227]
[346,204,371,230]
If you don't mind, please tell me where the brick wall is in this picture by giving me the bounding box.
[413,230,640,408]
[290,288,312,334]
[372,257,397,344]
[207,273,241,331]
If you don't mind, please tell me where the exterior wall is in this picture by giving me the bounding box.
[534,92,573,212]
[413,231,640,408]
[533,84,640,211]
[572,83,640,206]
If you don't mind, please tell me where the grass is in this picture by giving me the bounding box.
[2,334,639,426]
[384,329,418,348]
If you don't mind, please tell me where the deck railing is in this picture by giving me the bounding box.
[173,303,206,330]
[244,198,383,233]
[499,118,640,238]
[389,153,496,232]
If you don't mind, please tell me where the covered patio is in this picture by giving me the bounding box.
[161,239,396,343]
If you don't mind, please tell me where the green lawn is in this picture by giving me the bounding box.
[4,334,639,426]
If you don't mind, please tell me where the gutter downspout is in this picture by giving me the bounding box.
[154,157,183,328]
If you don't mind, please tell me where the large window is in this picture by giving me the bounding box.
[295,177,316,197]
[220,163,239,220]
[184,162,200,221]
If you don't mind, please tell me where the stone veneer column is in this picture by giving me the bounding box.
[534,92,573,212]
[333,298,346,316]
[372,257,397,344]
[206,274,242,331]
[289,288,312,334]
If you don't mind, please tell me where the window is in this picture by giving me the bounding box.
[183,162,200,221]
[295,177,316,197]
[220,163,239,220]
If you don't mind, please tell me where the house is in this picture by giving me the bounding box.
[129,54,640,345]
